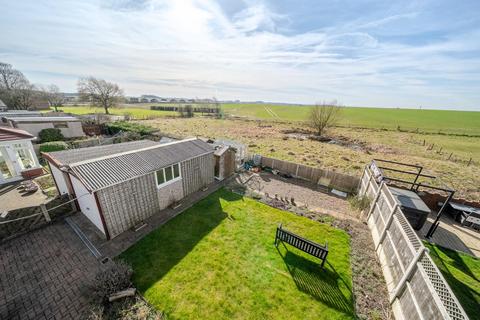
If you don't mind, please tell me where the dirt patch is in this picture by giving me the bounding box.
[281,128,396,155]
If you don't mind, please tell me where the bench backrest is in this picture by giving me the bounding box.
[276,224,328,260]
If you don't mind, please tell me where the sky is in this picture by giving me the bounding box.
[0,0,479,110]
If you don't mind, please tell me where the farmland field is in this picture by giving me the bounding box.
[143,117,480,201]
[222,104,480,135]
[57,104,480,200]
[58,103,480,135]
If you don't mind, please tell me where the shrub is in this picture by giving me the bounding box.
[348,195,371,212]
[39,128,64,142]
[178,105,194,118]
[105,121,155,136]
[91,261,133,303]
[39,141,69,153]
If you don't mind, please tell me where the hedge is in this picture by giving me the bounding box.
[38,128,65,142]
[39,141,69,153]
[105,121,156,136]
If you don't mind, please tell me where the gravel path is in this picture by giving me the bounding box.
[236,172,358,221]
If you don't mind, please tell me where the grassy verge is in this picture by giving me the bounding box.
[424,242,480,320]
[120,189,354,319]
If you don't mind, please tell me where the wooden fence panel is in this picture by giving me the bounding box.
[257,155,359,193]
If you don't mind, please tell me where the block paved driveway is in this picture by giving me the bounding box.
[0,221,103,320]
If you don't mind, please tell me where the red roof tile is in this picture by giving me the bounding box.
[0,127,35,142]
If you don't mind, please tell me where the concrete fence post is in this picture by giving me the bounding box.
[41,204,51,222]
[375,204,399,251]
[389,247,427,304]
[363,169,374,198]
[366,181,385,220]
[295,164,299,177]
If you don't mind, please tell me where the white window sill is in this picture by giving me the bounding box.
[157,177,182,189]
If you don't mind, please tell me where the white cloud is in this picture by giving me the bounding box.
[0,0,479,110]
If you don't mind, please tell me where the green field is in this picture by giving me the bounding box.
[121,189,353,319]
[424,243,479,320]
[57,103,480,135]
[222,104,480,135]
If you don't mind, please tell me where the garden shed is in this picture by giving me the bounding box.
[214,145,236,181]
[43,138,215,239]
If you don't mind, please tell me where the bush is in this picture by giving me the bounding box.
[178,105,194,118]
[348,195,371,212]
[38,128,65,142]
[105,121,155,136]
[91,261,133,303]
[39,141,69,153]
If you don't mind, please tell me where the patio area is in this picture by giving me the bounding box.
[0,182,48,212]
[418,212,480,257]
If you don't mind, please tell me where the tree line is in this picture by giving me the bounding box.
[0,61,124,114]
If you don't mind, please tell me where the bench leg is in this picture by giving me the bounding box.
[320,258,326,269]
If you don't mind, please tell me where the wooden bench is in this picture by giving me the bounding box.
[275,223,329,268]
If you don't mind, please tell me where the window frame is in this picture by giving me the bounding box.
[155,163,182,188]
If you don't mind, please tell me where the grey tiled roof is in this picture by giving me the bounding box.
[47,140,159,165]
[70,139,213,191]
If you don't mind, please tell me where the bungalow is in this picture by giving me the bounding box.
[0,127,43,185]
[3,116,85,139]
[43,138,215,239]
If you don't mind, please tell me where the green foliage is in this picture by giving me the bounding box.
[38,128,64,142]
[424,242,479,320]
[39,141,68,153]
[178,104,194,118]
[105,121,155,136]
[121,188,353,319]
[348,195,370,212]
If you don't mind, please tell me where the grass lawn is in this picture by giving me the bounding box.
[222,104,480,135]
[424,242,480,320]
[47,106,176,119]
[120,189,354,319]
[55,103,480,135]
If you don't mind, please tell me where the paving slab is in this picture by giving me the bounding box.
[0,222,104,320]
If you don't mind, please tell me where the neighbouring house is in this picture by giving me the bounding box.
[0,127,43,185]
[0,110,43,125]
[42,138,215,239]
[2,116,85,139]
[214,145,236,180]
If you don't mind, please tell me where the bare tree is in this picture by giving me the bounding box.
[0,62,37,109]
[77,77,124,114]
[308,100,342,136]
[40,84,65,112]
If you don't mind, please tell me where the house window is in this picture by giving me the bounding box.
[53,122,68,128]
[155,163,181,187]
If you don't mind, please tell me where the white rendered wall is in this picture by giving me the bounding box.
[70,174,105,236]
[49,164,69,195]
